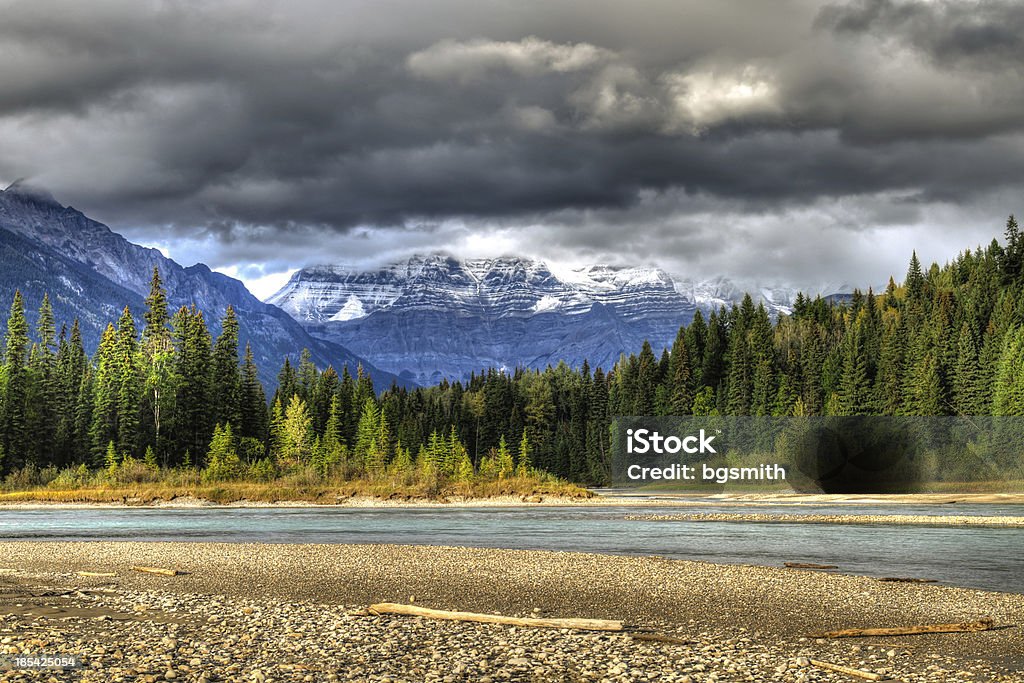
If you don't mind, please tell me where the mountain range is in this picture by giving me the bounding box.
[0,182,402,388]
[267,255,852,383]
[0,181,852,387]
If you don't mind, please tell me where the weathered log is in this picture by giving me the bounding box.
[809,659,883,681]
[130,565,181,577]
[784,562,838,569]
[368,602,623,631]
[876,577,937,583]
[812,618,995,639]
[76,571,116,577]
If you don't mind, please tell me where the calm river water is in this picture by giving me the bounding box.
[1,500,1021,593]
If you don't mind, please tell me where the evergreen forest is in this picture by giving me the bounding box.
[2,220,1024,487]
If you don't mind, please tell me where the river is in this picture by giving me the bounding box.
[1,501,1021,593]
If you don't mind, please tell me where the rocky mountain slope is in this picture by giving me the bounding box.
[268,255,846,383]
[0,182,402,388]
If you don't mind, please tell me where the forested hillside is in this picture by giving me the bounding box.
[2,220,1024,486]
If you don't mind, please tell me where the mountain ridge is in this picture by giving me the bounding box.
[0,182,405,389]
[268,254,853,383]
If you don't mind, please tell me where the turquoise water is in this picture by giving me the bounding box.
[1,502,1021,594]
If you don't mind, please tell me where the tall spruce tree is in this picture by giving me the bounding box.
[210,306,242,431]
[239,343,268,441]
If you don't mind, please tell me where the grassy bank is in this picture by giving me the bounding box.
[0,462,592,505]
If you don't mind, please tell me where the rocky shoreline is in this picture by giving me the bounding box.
[0,543,1021,681]
[625,513,1024,527]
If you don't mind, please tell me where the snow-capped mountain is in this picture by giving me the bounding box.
[0,181,404,388]
[268,255,839,383]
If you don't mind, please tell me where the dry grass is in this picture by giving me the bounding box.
[0,475,592,505]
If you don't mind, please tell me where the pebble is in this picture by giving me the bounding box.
[0,542,1016,682]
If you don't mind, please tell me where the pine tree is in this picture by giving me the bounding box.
[633,341,658,415]
[875,312,905,415]
[172,306,212,464]
[516,429,532,477]
[239,343,268,441]
[28,294,58,464]
[908,352,944,416]
[297,348,318,405]
[89,324,119,462]
[55,320,88,463]
[268,398,286,463]
[993,327,1024,415]
[210,306,242,431]
[368,404,391,473]
[725,306,753,415]
[204,422,242,481]
[1000,215,1023,283]
[906,251,925,302]
[952,322,985,415]
[799,320,825,415]
[114,307,141,457]
[700,310,727,392]
[276,357,298,405]
[685,311,707,385]
[749,304,775,416]
[277,395,313,468]
[318,395,345,474]
[523,373,554,471]
[838,319,873,415]
[104,440,119,473]
[140,270,175,463]
[143,267,170,344]
[354,397,380,470]
[668,330,693,415]
[1,291,30,469]
[585,367,609,480]
[495,434,514,478]
[144,444,158,469]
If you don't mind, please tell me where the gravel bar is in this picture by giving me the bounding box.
[0,543,1020,682]
[624,513,1024,527]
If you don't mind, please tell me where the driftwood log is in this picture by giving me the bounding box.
[812,618,995,639]
[368,602,623,631]
[784,562,838,569]
[876,577,938,583]
[130,566,181,577]
[76,571,116,577]
[810,659,883,681]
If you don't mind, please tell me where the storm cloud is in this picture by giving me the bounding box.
[0,0,1021,296]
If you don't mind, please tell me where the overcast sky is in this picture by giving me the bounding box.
[1,0,1022,298]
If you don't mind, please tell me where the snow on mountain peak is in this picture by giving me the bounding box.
[266,253,824,327]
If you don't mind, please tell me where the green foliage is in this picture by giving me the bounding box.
[517,430,532,477]
[3,226,1024,487]
[203,423,243,482]
[993,326,1024,415]
[143,445,158,469]
[691,386,718,417]
[273,395,313,468]
[249,457,277,482]
[104,440,119,472]
[495,434,514,478]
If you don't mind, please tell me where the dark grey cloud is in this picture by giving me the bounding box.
[0,0,1021,296]
[821,0,1024,68]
